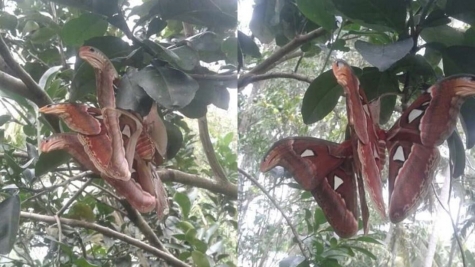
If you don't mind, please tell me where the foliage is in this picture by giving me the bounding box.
[0,0,237,266]
[239,0,475,266]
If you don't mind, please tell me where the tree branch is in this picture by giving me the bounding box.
[158,169,237,199]
[238,27,325,90]
[120,200,169,253]
[198,116,228,183]
[238,168,309,259]
[20,211,191,267]
[0,38,58,131]
[238,72,312,88]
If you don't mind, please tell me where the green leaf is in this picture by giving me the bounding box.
[358,68,399,101]
[279,256,306,267]
[314,207,327,228]
[29,27,58,44]
[0,12,18,33]
[351,246,377,260]
[60,13,108,46]
[460,97,475,149]
[192,250,211,267]
[353,236,384,245]
[73,257,100,267]
[164,121,183,160]
[191,238,208,253]
[301,69,342,124]
[443,46,475,75]
[379,95,396,125]
[0,115,11,127]
[447,131,465,178]
[355,39,413,71]
[185,228,197,242]
[222,36,239,64]
[174,192,191,218]
[331,0,406,33]
[446,0,475,25]
[0,195,20,255]
[170,45,200,71]
[35,150,71,177]
[115,70,154,117]
[420,25,465,47]
[297,0,335,31]
[38,66,62,90]
[133,65,199,109]
[238,31,261,58]
[156,0,236,30]
[143,40,195,71]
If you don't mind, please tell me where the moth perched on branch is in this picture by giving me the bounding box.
[261,60,475,237]
[39,46,169,218]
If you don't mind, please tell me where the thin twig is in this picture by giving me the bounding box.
[239,72,312,88]
[238,168,309,259]
[20,211,191,267]
[431,183,466,267]
[57,178,93,216]
[21,171,92,203]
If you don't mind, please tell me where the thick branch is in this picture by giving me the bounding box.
[238,168,309,259]
[239,72,312,88]
[158,169,237,199]
[20,211,191,267]
[0,36,53,106]
[198,116,228,183]
[238,27,325,90]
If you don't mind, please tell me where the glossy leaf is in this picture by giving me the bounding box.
[447,131,465,178]
[0,194,20,255]
[133,65,199,109]
[420,25,465,47]
[460,97,475,148]
[164,121,183,159]
[297,0,335,31]
[174,192,191,218]
[115,69,154,117]
[443,46,475,75]
[301,69,342,124]
[60,13,108,46]
[355,39,413,71]
[237,31,261,58]
[192,250,211,267]
[35,150,71,177]
[331,0,406,33]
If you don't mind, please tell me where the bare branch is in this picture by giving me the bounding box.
[20,211,191,267]
[238,27,326,90]
[158,169,237,199]
[198,116,228,182]
[238,168,309,259]
[239,72,312,88]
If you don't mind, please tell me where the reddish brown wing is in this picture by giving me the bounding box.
[386,141,439,223]
[385,75,475,223]
[260,137,358,238]
[332,60,386,219]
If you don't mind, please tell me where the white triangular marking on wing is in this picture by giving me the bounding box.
[300,149,314,157]
[393,146,405,162]
[408,109,423,123]
[334,176,344,190]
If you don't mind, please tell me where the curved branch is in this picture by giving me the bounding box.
[198,116,228,182]
[238,168,309,259]
[239,72,312,88]
[20,211,191,267]
[158,169,237,199]
[238,27,326,90]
